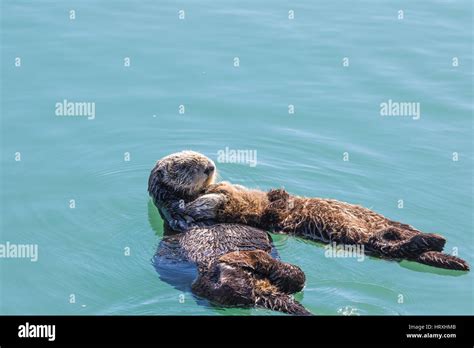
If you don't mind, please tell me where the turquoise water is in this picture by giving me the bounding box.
[1,0,472,315]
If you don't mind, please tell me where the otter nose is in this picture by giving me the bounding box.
[204,165,215,175]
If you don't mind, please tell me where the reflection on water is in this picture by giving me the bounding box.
[399,260,468,277]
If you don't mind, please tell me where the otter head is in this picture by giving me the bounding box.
[148,151,216,203]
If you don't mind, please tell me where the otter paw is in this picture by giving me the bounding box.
[169,219,189,232]
[267,188,290,202]
[170,200,186,214]
[261,199,291,228]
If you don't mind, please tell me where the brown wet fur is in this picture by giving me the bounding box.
[150,150,469,317]
[191,248,309,315]
[206,185,469,271]
[149,151,311,315]
[205,182,269,226]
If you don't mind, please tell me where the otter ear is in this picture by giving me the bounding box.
[153,167,165,182]
[148,164,164,193]
[148,165,164,197]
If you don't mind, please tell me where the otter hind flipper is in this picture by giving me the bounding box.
[219,250,306,294]
[367,229,468,270]
[255,291,312,316]
[217,250,311,315]
[368,229,447,257]
[415,251,470,271]
[405,233,446,253]
[192,263,312,316]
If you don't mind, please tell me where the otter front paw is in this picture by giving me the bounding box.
[169,219,189,232]
[267,188,290,202]
[182,193,225,222]
[170,200,186,214]
[167,200,195,231]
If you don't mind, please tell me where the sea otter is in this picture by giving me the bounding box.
[148,151,310,315]
[149,151,470,271]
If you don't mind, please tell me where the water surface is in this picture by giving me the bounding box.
[1,0,472,315]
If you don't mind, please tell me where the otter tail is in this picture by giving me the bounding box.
[415,251,470,271]
[256,294,312,316]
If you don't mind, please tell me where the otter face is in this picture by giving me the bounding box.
[149,151,216,199]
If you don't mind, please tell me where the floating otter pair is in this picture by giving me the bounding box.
[149,151,470,272]
[149,152,310,315]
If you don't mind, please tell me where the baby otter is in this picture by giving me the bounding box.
[262,189,470,271]
[148,151,310,315]
[149,151,470,271]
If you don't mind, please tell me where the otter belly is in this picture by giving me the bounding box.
[178,223,273,264]
[152,223,273,295]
